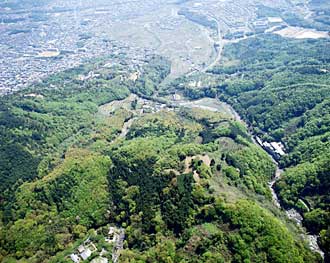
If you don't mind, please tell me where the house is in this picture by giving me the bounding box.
[80,248,92,261]
[77,245,85,254]
[255,136,263,146]
[70,254,80,263]
[70,238,97,262]
[253,18,269,32]
[106,226,120,243]
[270,142,286,156]
[91,257,108,263]
[172,93,181,101]
[267,17,283,25]
[259,139,286,160]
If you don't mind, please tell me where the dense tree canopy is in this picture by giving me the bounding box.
[177,33,330,259]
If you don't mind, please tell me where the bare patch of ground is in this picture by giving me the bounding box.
[176,98,239,120]
[98,94,137,116]
[274,26,329,39]
[183,154,211,182]
[37,51,60,58]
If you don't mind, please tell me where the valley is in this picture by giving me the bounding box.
[1,0,330,262]
[109,91,325,258]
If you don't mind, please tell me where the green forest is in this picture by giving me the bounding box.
[175,33,330,261]
[1,2,330,259]
[0,44,324,263]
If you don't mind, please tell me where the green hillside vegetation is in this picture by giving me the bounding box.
[177,34,330,259]
[2,149,111,260]
[101,109,319,263]
[0,70,320,262]
[0,37,326,261]
[0,55,170,221]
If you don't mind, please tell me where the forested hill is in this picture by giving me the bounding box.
[0,51,322,262]
[0,55,170,220]
[176,33,330,261]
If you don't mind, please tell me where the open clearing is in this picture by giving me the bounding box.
[37,51,60,58]
[175,97,240,120]
[274,26,329,39]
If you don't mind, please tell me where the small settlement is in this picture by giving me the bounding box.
[70,238,97,263]
[69,226,125,263]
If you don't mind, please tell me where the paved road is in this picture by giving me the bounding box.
[202,18,224,73]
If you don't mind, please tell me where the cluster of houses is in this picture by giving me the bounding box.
[107,227,125,263]
[138,98,171,114]
[76,71,101,82]
[255,136,286,159]
[70,238,98,263]
[69,226,124,263]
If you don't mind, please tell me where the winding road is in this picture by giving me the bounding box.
[202,17,224,73]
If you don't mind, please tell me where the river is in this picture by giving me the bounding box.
[269,167,324,258]
[106,95,324,258]
[173,97,325,258]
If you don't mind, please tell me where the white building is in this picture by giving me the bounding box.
[70,254,80,263]
[80,248,92,261]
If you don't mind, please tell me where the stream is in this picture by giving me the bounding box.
[174,97,325,258]
[269,167,324,258]
[108,95,325,258]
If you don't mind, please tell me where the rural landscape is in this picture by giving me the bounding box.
[0,0,330,262]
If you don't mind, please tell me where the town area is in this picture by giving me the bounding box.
[1,0,328,95]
